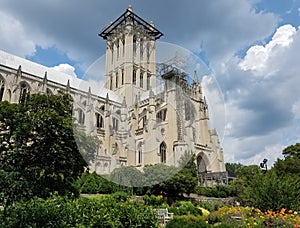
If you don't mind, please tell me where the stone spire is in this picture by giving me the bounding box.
[122,96,127,108]
[66,79,70,93]
[43,72,48,84]
[193,70,199,85]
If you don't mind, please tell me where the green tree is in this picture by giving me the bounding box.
[236,165,261,181]
[110,166,144,187]
[75,172,118,194]
[225,162,244,177]
[282,143,300,158]
[0,93,87,206]
[144,152,198,197]
[273,143,300,176]
[230,163,300,211]
[244,171,300,211]
[178,151,197,177]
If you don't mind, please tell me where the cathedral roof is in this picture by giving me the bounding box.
[0,50,121,103]
[99,6,163,40]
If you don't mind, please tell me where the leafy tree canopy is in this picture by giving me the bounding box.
[225,162,244,177]
[283,142,300,158]
[273,143,300,176]
[0,93,87,206]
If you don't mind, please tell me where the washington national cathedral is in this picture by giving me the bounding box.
[0,6,227,186]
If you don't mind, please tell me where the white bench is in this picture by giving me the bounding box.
[157,208,174,226]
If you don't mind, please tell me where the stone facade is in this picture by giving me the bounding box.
[0,6,227,185]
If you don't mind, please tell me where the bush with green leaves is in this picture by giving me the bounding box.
[143,194,165,206]
[195,185,235,198]
[168,201,203,216]
[0,195,159,227]
[74,172,119,194]
[165,215,209,228]
[231,164,300,211]
[198,200,227,213]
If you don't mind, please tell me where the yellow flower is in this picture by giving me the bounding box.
[198,207,210,218]
[253,222,257,226]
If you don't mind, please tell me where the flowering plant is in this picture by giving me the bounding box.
[208,206,300,227]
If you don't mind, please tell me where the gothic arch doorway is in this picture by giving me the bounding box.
[197,153,208,185]
[197,155,207,173]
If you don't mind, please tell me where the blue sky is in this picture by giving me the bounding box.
[1,0,300,166]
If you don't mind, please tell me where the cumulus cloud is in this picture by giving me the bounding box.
[215,24,300,165]
[51,63,77,77]
[239,25,296,76]
[0,11,36,57]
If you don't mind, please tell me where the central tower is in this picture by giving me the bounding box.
[99,6,163,106]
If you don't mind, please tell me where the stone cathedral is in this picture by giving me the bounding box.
[0,6,227,185]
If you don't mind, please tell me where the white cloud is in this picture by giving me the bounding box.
[0,11,36,57]
[217,24,300,165]
[201,75,226,143]
[239,24,296,76]
[51,63,77,77]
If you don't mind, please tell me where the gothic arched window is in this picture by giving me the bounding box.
[122,36,125,57]
[110,74,113,90]
[147,73,151,90]
[160,142,167,163]
[0,76,5,101]
[96,113,104,128]
[121,69,124,85]
[116,40,120,60]
[133,35,137,56]
[78,109,85,125]
[19,82,30,102]
[146,43,150,62]
[156,109,167,123]
[112,117,119,131]
[140,71,143,88]
[116,72,119,88]
[140,39,144,60]
[132,69,136,85]
[137,142,142,164]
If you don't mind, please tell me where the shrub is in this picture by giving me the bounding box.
[165,215,209,228]
[74,172,119,194]
[111,191,130,201]
[168,201,203,216]
[143,194,165,207]
[0,195,159,227]
[198,200,226,212]
[195,185,234,198]
[233,170,300,211]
